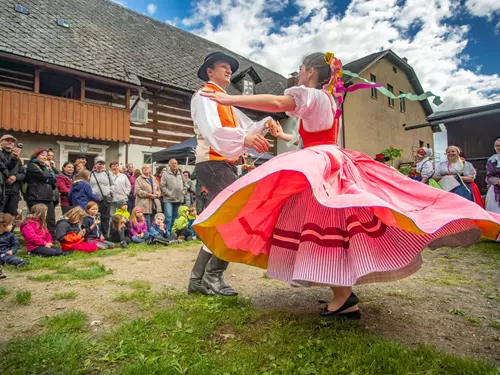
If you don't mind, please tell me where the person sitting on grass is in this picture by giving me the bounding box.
[0,213,28,267]
[114,200,130,220]
[69,169,101,209]
[148,213,178,245]
[109,214,131,248]
[171,206,197,241]
[55,207,98,253]
[82,202,115,250]
[130,207,152,244]
[20,204,68,257]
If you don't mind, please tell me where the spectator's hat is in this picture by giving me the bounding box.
[94,156,105,164]
[76,154,88,160]
[117,200,127,207]
[0,134,17,142]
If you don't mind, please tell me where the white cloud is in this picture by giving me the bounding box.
[465,0,500,17]
[182,0,500,111]
[147,3,157,15]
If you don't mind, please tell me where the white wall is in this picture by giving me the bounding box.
[127,144,164,172]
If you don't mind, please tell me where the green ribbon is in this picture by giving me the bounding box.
[342,70,443,106]
[286,119,300,147]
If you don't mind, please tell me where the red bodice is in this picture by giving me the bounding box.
[298,117,339,148]
[298,91,339,148]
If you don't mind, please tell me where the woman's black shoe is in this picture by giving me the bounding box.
[319,292,359,317]
[336,310,361,320]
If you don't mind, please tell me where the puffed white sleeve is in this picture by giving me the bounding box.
[233,107,272,135]
[284,86,334,131]
[191,92,246,159]
[464,161,476,178]
[420,161,435,179]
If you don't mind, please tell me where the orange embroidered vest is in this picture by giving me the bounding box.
[199,83,239,163]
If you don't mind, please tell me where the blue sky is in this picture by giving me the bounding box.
[114,0,499,155]
[118,0,499,76]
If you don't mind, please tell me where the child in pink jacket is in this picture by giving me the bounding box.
[20,204,69,257]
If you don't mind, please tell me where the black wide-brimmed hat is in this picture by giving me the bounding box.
[197,52,239,82]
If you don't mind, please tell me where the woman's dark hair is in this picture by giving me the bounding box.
[155,166,166,177]
[62,161,74,169]
[302,52,331,89]
[134,169,141,178]
[183,170,190,178]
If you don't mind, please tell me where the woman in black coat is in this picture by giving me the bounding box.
[25,148,57,235]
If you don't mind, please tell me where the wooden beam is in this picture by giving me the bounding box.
[143,122,194,135]
[130,128,193,143]
[129,137,177,148]
[0,52,138,89]
[151,112,193,127]
[80,78,85,101]
[125,88,131,109]
[34,69,40,93]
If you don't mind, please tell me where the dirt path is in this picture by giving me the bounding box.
[1,244,499,364]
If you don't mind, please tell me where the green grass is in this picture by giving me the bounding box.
[0,285,7,298]
[53,291,78,300]
[43,310,87,334]
[27,262,113,282]
[489,320,500,330]
[13,290,32,305]
[0,294,496,375]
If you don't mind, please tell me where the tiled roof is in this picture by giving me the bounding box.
[0,0,287,95]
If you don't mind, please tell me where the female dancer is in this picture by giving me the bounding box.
[194,52,500,319]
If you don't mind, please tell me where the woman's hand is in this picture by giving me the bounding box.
[200,89,235,105]
[266,120,285,139]
[45,242,53,248]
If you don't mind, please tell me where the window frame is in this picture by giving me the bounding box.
[370,74,377,99]
[143,152,153,165]
[399,91,406,113]
[387,84,394,107]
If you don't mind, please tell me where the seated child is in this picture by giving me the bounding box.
[69,169,101,209]
[171,206,197,241]
[109,214,131,248]
[0,213,28,267]
[130,207,152,243]
[20,204,68,257]
[114,200,130,220]
[55,207,98,253]
[149,213,178,245]
[82,202,115,250]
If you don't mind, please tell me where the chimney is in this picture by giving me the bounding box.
[402,57,408,63]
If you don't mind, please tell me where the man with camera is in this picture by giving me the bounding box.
[0,135,25,218]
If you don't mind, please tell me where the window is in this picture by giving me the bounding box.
[393,66,398,74]
[243,79,254,95]
[130,96,149,124]
[143,153,152,165]
[399,91,406,112]
[419,141,424,147]
[387,84,394,107]
[370,74,377,99]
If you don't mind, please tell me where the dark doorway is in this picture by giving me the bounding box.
[69,153,96,171]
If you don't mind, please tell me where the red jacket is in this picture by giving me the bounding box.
[20,218,52,251]
[56,173,73,207]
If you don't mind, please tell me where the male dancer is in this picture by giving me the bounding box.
[188,51,273,296]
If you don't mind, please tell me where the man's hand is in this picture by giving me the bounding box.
[6,250,13,256]
[244,134,269,154]
[6,176,16,184]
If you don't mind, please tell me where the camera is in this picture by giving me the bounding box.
[16,143,23,149]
